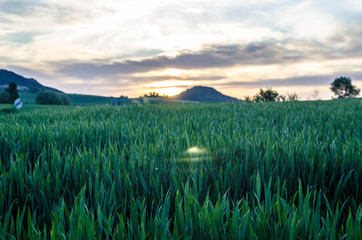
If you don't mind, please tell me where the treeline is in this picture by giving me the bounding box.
[245,88,299,103]
[245,76,360,102]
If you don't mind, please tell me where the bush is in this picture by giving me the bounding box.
[35,91,71,105]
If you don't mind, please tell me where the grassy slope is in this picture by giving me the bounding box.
[0,99,361,239]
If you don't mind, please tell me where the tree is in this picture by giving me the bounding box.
[258,88,279,102]
[144,92,160,97]
[245,88,279,102]
[330,76,360,98]
[143,92,167,98]
[0,82,19,103]
[7,82,19,103]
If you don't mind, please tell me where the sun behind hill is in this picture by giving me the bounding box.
[154,87,185,97]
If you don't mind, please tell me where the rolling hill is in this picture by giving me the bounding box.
[0,69,62,93]
[1,70,240,105]
[171,86,240,102]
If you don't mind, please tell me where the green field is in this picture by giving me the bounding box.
[0,100,361,239]
[18,91,116,106]
[18,91,171,106]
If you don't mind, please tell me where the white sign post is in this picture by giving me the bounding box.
[14,98,23,109]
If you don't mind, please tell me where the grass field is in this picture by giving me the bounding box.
[18,91,171,106]
[0,100,361,239]
[18,91,116,106]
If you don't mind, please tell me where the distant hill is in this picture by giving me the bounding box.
[0,69,62,93]
[172,86,240,102]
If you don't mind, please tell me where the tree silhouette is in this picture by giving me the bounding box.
[330,76,360,98]
[246,88,279,102]
[143,92,167,98]
[0,82,19,103]
[144,92,160,97]
[7,82,19,103]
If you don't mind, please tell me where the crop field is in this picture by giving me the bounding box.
[0,100,361,239]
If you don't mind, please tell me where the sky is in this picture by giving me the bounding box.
[1,0,362,100]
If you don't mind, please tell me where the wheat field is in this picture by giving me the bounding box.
[0,100,361,239]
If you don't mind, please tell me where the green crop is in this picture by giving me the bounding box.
[0,99,361,239]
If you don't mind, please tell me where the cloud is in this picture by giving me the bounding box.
[215,74,362,88]
[5,65,53,80]
[57,35,362,79]
[1,31,41,44]
[0,0,100,29]
[0,0,47,15]
[58,43,305,79]
[130,75,226,83]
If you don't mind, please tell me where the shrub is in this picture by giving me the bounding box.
[35,91,71,105]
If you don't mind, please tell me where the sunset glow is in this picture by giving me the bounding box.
[154,87,185,96]
[145,80,196,88]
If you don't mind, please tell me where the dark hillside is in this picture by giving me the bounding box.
[0,69,62,92]
[172,86,239,102]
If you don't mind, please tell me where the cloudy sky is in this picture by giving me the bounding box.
[1,0,362,99]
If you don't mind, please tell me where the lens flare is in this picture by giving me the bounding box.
[178,146,211,162]
[186,147,206,154]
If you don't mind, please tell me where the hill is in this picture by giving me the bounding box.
[171,86,239,102]
[0,69,62,93]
